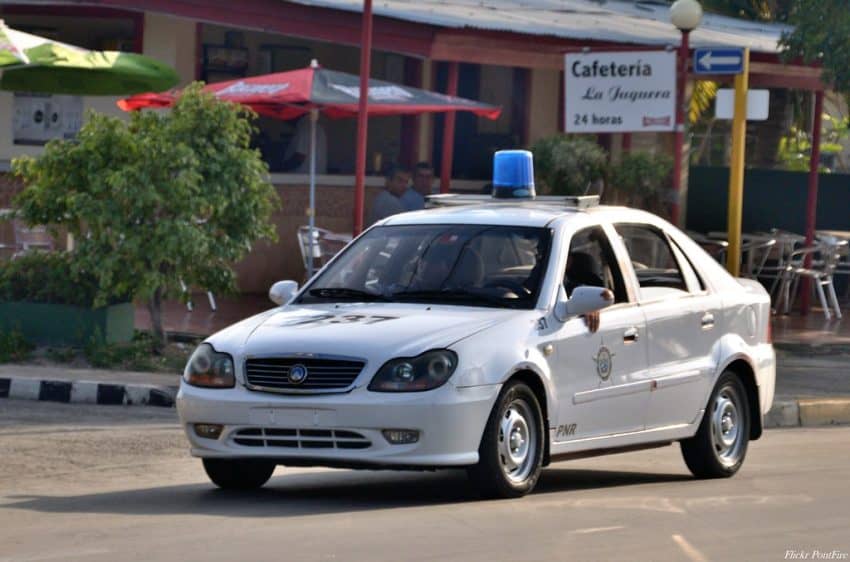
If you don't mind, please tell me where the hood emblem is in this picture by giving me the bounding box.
[288,364,309,384]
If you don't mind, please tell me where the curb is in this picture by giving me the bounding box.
[0,376,177,408]
[765,398,850,428]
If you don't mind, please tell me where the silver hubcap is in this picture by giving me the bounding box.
[498,399,537,483]
[711,386,745,467]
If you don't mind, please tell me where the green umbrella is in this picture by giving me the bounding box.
[0,19,178,95]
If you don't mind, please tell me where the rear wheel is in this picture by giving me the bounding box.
[681,372,750,478]
[202,458,276,489]
[468,381,544,498]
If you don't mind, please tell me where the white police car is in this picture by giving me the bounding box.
[178,151,775,498]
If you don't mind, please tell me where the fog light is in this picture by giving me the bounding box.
[382,429,420,445]
[194,423,223,439]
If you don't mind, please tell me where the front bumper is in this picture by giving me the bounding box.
[177,381,501,468]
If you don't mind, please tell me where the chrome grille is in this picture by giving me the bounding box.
[244,357,364,393]
[232,427,371,449]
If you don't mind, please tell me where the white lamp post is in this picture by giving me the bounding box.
[669,0,703,226]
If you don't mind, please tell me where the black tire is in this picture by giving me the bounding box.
[202,458,276,489]
[681,371,751,479]
[468,380,545,498]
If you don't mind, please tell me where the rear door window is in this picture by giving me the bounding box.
[614,224,688,300]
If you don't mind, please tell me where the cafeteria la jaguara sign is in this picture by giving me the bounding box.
[564,51,676,133]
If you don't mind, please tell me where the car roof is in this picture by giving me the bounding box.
[379,202,648,228]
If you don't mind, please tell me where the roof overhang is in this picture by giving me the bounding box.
[9,0,824,90]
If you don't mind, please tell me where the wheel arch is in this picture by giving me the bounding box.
[719,356,763,441]
[505,368,553,466]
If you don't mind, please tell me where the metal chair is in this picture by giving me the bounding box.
[180,280,218,312]
[297,226,322,281]
[297,226,351,281]
[817,234,850,301]
[756,230,805,299]
[5,219,55,256]
[687,230,728,264]
[773,241,845,319]
[740,237,776,279]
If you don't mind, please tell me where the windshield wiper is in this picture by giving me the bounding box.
[308,288,388,301]
[391,288,521,308]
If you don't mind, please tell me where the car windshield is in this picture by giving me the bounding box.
[298,224,552,309]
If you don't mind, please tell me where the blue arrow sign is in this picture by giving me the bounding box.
[693,47,744,74]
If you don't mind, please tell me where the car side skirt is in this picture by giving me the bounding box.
[548,421,698,457]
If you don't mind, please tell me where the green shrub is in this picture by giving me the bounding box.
[46,347,77,363]
[0,251,127,307]
[0,330,33,363]
[608,152,673,207]
[83,331,191,373]
[530,135,608,196]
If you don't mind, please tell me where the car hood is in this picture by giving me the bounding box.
[206,302,519,359]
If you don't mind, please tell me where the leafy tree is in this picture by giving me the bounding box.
[780,0,850,101]
[701,0,791,21]
[778,112,849,172]
[530,135,608,196]
[13,83,279,348]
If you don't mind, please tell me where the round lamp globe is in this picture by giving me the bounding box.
[670,0,703,31]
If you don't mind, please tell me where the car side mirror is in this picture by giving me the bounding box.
[269,280,299,305]
[554,285,615,323]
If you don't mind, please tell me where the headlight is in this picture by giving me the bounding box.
[183,343,235,388]
[368,350,457,392]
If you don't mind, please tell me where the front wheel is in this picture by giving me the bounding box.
[468,381,544,498]
[680,372,750,478]
[202,458,276,489]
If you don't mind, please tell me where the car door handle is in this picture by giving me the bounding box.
[701,312,715,330]
[623,327,639,343]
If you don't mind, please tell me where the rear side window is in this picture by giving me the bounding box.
[615,224,688,299]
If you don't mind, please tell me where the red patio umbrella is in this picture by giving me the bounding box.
[119,63,501,276]
[119,64,501,120]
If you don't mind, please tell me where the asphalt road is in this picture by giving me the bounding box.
[1,400,848,562]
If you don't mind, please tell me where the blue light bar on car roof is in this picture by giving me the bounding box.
[492,149,536,199]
